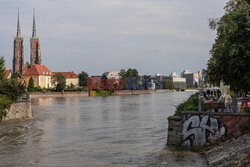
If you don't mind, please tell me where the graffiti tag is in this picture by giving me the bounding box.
[182,115,226,146]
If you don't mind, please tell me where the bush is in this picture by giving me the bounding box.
[0,79,26,102]
[175,93,199,116]
[34,86,43,92]
[0,57,26,121]
[163,80,175,90]
[0,95,12,121]
[96,89,110,96]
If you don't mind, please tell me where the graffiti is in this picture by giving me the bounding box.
[87,77,163,90]
[182,115,226,146]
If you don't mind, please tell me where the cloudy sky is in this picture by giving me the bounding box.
[0,0,228,76]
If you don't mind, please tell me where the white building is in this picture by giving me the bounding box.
[103,71,121,79]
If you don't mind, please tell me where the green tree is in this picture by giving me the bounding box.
[126,68,139,79]
[101,73,108,88]
[119,69,127,89]
[67,83,76,89]
[78,71,89,87]
[119,68,140,89]
[27,77,35,93]
[206,0,250,94]
[11,72,21,81]
[163,80,175,90]
[51,73,66,92]
[0,57,26,120]
[0,58,6,81]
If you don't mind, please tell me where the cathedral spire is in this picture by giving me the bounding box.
[17,8,21,38]
[32,8,37,39]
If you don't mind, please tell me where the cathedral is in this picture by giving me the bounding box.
[13,9,41,74]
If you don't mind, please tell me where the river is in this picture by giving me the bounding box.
[0,92,206,167]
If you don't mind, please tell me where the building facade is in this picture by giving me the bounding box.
[23,65,53,88]
[102,71,121,79]
[181,70,194,87]
[53,72,79,87]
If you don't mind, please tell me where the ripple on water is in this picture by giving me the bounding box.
[0,92,207,167]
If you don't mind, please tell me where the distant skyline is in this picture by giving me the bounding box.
[0,0,228,76]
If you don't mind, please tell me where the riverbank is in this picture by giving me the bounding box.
[4,100,32,120]
[30,91,89,98]
[30,90,157,98]
[204,133,250,166]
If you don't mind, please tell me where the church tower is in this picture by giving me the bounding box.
[30,9,41,66]
[13,8,24,74]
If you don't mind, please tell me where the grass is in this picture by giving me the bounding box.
[175,93,199,116]
[95,90,110,96]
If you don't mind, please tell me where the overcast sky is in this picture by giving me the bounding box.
[0,0,228,76]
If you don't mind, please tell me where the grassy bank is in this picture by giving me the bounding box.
[175,93,199,116]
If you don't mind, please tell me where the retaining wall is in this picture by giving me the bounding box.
[4,100,32,120]
[112,90,153,95]
[31,91,89,98]
[167,112,250,147]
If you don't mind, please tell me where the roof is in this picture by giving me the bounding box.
[18,78,24,83]
[53,72,78,79]
[23,64,52,76]
[5,70,11,78]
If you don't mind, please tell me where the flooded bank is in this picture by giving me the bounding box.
[0,92,206,167]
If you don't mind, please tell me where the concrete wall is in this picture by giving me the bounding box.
[4,101,32,120]
[155,89,176,93]
[112,90,153,95]
[167,112,250,147]
[31,91,89,98]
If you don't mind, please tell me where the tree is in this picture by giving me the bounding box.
[101,73,108,87]
[51,73,66,92]
[119,69,127,89]
[0,57,25,121]
[78,71,89,87]
[11,72,21,81]
[119,68,140,89]
[163,80,175,90]
[67,83,76,89]
[206,0,249,94]
[27,77,35,93]
[126,68,139,79]
[0,57,6,81]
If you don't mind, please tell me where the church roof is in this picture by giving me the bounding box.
[23,64,52,76]
[53,72,78,78]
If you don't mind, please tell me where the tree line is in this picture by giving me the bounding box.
[203,0,249,96]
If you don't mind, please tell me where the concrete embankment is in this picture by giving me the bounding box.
[31,90,154,98]
[31,91,89,98]
[4,100,32,120]
[167,112,250,147]
[112,89,153,95]
[204,133,250,167]
[155,89,176,93]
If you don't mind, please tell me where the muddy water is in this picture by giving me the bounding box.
[0,92,206,167]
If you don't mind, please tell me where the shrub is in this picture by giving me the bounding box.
[175,93,199,116]
[0,95,12,121]
[96,89,110,96]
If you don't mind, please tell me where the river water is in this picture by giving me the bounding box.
[0,92,206,167]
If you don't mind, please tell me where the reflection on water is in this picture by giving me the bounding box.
[0,92,205,167]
